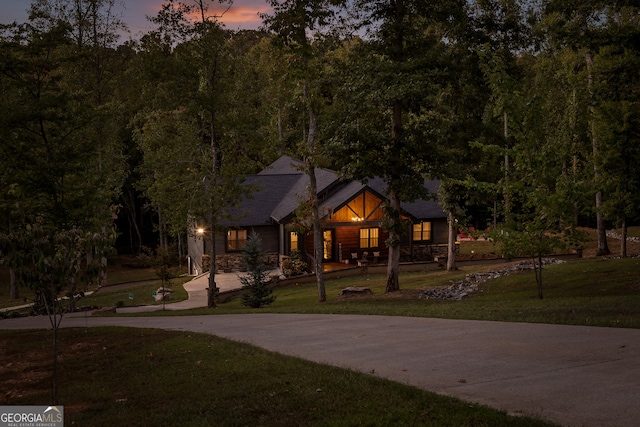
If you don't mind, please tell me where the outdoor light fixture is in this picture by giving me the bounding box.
[196,228,205,235]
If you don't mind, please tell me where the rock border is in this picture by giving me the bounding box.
[419,258,566,301]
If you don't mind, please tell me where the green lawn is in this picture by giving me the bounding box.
[4,252,640,329]
[0,327,556,427]
[82,277,190,309]
[3,245,639,426]
[0,255,187,310]
[133,257,640,329]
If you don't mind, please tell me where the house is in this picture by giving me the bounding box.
[187,156,449,275]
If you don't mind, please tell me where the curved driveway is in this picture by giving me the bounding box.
[2,313,640,427]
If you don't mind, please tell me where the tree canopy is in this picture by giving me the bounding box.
[2,0,639,302]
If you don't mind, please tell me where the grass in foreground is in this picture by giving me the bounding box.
[0,327,556,427]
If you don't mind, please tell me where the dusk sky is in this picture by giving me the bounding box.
[0,0,270,37]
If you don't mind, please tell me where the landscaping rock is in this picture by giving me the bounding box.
[419,258,565,301]
[154,287,172,302]
[607,230,640,243]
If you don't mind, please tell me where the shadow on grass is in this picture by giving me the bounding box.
[0,327,557,427]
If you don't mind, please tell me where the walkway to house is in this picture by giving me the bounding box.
[1,313,639,427]
[115,269,281,313]
[115,263,359,313]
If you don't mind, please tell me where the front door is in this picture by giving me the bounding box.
[323,230,334,261]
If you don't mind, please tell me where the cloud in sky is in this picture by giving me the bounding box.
[215,4,271,26]
[0,0,270,35]
[182,1,270,30]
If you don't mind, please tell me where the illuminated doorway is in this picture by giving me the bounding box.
[323,230,334,261]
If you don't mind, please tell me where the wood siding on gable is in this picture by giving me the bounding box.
[329,191,385,223]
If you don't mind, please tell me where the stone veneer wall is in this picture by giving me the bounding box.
[213,252,279,272]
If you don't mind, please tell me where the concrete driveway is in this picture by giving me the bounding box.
[2,313,639,427]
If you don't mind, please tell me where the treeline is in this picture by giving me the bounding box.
[1,0,639,298]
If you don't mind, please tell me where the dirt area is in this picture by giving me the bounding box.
[0,332,104,417]
[580,228,640,258]
[1,341,51,404]
[335,288,425,301]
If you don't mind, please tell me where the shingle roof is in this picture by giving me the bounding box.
[367,177,446,219]
[319,181,367,215]
[223,174,303,226]
[400,180,446,219]
[227,156,446,226]
[258,155,336,190]
[258,155,304,175]
[270,174,309,222]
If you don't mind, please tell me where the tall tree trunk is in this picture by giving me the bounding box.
[157,206,166,252]
[621,218,627,258]
[207,228,217,308]
[99,226,108,287]
[535,252,543,300]
[571,90,580,226]
[586,51,610,256]
[124,186,142,254]
[278,109,285,155]
[384,0,405,293]
[385,188,402,292]
[44,289,63,405]
[447,210,458,271]
[503,111,511,220]
[52,322,59,404]
[304,80,326,302]
[9,268,18,300]
[308,160,326,302]
[67,277,76,312]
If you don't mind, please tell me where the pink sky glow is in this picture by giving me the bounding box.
[0,0,270,35]
[184,2,271,28]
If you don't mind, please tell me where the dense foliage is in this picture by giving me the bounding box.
[1,0,639,299]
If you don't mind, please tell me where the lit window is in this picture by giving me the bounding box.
[413,222,431,241]
[360,228,379,248]
[227,229,247,251]
[290,232,299,251]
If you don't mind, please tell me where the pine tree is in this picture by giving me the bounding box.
[240,232,276,308]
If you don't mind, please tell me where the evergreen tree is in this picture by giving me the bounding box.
[240,231,276,308]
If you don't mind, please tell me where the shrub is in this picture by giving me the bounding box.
[282,250,308,277]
